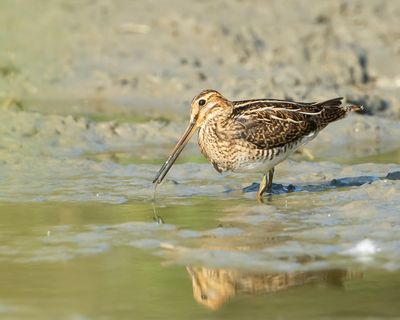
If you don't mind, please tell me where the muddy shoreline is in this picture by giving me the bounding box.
[1,0,400,120]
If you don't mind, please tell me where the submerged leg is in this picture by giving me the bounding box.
[256,168,275,203]
[266,168,275,194]
[256,174,268,203]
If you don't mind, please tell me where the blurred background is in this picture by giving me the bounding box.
[1,0,400,119]
[1,1,400,319]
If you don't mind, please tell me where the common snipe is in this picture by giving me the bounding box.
[153,90,362,202]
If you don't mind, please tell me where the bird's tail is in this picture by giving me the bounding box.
[320,97,363,112]
[318,98,363,128]
[346,103,364,112]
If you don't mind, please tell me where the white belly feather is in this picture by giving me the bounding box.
[234,131,318,173]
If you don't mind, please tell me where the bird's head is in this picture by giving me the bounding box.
[153,89,231,185]
[190,89,231,127]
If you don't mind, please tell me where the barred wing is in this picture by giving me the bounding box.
[229,98,346,149]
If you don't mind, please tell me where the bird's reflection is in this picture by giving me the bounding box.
[187,265,363,310]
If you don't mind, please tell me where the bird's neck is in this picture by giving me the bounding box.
[200,106,232,130]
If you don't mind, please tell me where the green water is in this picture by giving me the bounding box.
[1,200,399,319]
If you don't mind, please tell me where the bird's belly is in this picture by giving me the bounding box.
[232,134,318,173]
[237,132,319,172]
[234,147,290,173]
[201,143,292,173]
[199,127,318,173]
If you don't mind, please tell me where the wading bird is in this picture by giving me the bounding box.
[153,90,361,202]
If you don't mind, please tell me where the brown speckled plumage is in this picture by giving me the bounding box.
[154,89,362,201]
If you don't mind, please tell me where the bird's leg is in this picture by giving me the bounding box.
[256,168,275,203]
[256,173,268,203]
[266,168,275,194]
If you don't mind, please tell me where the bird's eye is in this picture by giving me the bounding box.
[198,99,206,106]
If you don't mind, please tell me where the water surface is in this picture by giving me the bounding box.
[1,193,399,319]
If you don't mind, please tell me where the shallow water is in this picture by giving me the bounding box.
[1,186,400,319]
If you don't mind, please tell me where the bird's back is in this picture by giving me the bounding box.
[198,97,361,172]
[229,97,356,149]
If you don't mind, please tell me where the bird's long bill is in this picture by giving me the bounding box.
[153,121,197,185]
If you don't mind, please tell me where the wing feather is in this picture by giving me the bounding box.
[228,98,346,149]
